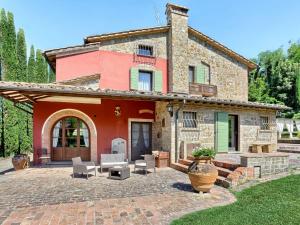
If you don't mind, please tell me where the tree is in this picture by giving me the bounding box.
[16,28,26,81]
[34,49,48,83]
[27,45,35,82]
[48,67,55,82]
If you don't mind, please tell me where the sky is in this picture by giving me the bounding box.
[0,0,300,59]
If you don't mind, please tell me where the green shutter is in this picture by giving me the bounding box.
[130,67,139,90]
[195,64,205,84]
[215,112,229,153]
[154,70,163,92]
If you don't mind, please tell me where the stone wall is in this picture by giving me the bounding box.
[188,34,249,101]
[99,32,168,59]
[240,153,289,177]
[152,103,277,163]
[166,4,189,93]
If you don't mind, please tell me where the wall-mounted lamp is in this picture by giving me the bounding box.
[166,103,173,117]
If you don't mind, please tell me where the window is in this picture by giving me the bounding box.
[138,70,152,91]
[202,62,210,84]
[189,66,195,83]
[183,112,197,128]
[260,116,269,130]
[138,45,153,57]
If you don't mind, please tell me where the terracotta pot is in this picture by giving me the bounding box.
[188,163,218,192]
[194,156,213,164]
[12,154,30,171]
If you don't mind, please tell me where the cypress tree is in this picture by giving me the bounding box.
[35,49,47,83]
[49,67,56,82]
[0,9,6,157]
[16,28,31,153]
[27,45,35,82]
[16,28,26,81]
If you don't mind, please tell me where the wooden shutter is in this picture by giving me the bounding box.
[215,112,229,153]
[195,64,205,84]
[154,70,163,92]
[130,67,139,90]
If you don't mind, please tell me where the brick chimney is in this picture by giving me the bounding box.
[166,3,189,94]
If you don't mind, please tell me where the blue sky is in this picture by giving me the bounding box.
[0,0,299,59]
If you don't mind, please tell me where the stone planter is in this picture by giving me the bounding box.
[188,158,218,193]
[12,154,30,171]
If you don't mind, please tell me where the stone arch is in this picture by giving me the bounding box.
[41,109,98,162]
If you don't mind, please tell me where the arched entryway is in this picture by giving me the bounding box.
[41,109,97,162]
[51,117,90,161]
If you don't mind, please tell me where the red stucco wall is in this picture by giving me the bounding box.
[56,50,168,93]
[33,99,155,163]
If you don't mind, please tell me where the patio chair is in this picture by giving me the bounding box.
[134,154,156,175]
[72,157,96,179]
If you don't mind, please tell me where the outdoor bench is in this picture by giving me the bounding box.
[100,153,128,173]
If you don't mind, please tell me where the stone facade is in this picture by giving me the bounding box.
[240,153,289,177]
[153,102,277,162]
[99,32,168,59]
[188,34,249,101]
[166,4,189,93]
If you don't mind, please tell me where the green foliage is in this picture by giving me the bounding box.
[191,147,216,158]
[0,9,56,156]
[172,175,300,225]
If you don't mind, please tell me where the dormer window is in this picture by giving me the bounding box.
[138,44,153,57]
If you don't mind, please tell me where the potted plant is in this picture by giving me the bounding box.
[11,138,31,171]
[188,147,218,193]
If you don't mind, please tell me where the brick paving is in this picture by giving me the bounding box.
[0,166,235,225]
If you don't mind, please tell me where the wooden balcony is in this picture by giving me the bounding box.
[189,83,217,97]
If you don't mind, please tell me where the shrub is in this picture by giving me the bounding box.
[192,147,216,158]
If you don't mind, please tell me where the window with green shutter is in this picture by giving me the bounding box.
[214,112,229,153]
[195,63,210,84]
[154,70,162,92]
[130,67,139,90]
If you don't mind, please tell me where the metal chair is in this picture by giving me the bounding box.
[72,157,96,179]
[134,154,156,175]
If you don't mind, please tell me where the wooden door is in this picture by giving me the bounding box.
[131,122,152,161]
[51,117,90,161]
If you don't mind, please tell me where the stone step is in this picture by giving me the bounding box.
[170,163,188,173]
[178,159,193,166]
[216,166,232,177]
[212,160,240,171]
[215,176,231,188]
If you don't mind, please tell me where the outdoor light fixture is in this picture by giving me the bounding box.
[166,103,173,117]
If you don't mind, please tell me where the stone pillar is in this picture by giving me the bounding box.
[166,3,189,94]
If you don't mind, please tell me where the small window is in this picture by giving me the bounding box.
[138,70,152,91]
[183,112,197,128]
[138,45,153,56]
[189,66,195,83]
[260,116,269,130]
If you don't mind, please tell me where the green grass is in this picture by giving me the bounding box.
[171,175,300,225]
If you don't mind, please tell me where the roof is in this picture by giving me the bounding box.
[0,81,288,111]
[44,25,256,70]
[55,74,100,85]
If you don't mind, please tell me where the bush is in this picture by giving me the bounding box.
[192,147,216,158]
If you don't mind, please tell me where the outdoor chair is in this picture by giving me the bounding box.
[100,153,128,173]
[72,157,96,179]
[134,154,156,175]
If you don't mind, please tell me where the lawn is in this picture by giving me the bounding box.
[171,174,300,225]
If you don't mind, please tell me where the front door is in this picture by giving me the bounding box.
[228,115,239,151]
[131,122,152,161]
[52,117,90,161]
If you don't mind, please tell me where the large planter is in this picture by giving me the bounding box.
[12,154,30,171]
[188,162,218,193]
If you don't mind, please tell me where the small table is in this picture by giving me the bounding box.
[109,166,130,180]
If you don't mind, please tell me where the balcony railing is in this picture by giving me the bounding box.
[189,83,217,97]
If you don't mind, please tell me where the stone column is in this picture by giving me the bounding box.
[166,3,189,94]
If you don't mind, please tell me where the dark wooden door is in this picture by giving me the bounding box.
[131,122,152,161]
[52,117,90,161]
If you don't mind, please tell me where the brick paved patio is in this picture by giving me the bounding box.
[0,166,235,225]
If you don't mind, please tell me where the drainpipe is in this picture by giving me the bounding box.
[174,99,186,163]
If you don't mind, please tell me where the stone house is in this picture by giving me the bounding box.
[0,3,287,165]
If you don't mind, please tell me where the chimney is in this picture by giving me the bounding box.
[166,3,189,94]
